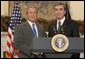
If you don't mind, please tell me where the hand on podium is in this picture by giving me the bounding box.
[32,52,40,56]
[30,52,45,58]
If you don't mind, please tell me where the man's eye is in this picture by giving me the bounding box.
[60,8,63,11]
[55,9,58,11]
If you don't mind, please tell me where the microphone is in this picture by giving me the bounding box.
[61,25,65,34]
[52,25,57,34]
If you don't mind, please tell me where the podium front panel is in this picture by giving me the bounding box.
[31,37,84,53]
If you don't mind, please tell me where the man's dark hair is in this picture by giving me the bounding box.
[54,2,66,11]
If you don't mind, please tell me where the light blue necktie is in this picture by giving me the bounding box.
[32,23,37,37]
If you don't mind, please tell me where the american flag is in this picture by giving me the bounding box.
[6,1,22,58]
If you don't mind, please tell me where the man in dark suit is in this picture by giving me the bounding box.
[14,5,46,58]
[48,2,80,58]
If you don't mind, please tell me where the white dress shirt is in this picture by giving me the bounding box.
[57,16,65,30]
[27,20,39,37]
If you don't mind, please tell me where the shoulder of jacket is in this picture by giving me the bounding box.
[15,21,28,28]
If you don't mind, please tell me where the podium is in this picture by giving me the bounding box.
[30,37,84,58]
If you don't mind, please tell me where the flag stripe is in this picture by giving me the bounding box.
[7,41,10,48]
[7,33,12,39]
[6,1,22,58]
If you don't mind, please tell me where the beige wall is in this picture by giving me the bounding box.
[1,1,9,16]
[70,1,84,21]
[1,1,84,21]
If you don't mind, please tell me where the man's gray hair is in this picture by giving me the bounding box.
[26,4,38,14]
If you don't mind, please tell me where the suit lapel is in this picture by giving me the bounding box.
[25,21,33,37]
[61,19,70,35]
[24,21,43,37]
[50,20,57,34]
[62,19,69,30]
[36,23,41,37]
[56,19,67,34]
[53,20,57,32]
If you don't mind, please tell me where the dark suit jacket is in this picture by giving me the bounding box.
[47,19,80,58]
[14,21,46,58]
[48,19,79,37]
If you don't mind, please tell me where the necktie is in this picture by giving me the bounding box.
[58,21,61,34]
[32,23,37,37]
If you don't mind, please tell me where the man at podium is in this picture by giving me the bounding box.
[48,2,80,58]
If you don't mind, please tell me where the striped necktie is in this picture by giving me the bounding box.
[32,23,37,37]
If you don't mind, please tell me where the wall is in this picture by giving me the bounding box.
[70,1,84,21]
[1,1,84,21]
[1,1,9,16]
[1,32,8,58]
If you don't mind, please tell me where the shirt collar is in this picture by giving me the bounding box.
[27,20,35,27]
[57,16,65,25]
